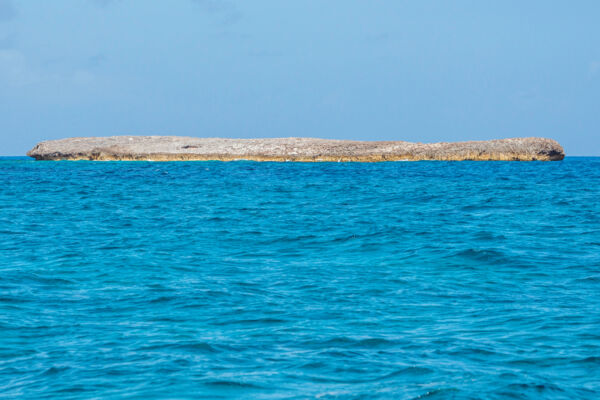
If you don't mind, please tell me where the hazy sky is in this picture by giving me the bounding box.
[1,0,599,155]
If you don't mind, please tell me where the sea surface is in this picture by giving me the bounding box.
[1,157,599,399]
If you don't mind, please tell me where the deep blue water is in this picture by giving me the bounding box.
[1,157,599,399]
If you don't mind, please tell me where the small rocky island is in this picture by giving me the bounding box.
[27,136,565,161]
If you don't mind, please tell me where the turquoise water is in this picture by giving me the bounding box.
[1,157,599,399]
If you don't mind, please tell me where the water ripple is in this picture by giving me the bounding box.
[0,157,599,399]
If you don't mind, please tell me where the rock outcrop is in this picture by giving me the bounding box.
[27,136,565,161]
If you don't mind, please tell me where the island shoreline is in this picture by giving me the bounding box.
[27,136,565,162]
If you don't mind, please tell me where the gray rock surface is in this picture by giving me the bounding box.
[27,136,565,161]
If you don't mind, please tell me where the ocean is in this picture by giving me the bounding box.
[1,157,599,399]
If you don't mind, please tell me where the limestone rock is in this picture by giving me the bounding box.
[27,136,565,161]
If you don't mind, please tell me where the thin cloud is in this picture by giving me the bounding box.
[589,61,600,78]
[191,0,242,25]
[87,53,107,68]
[89,1,242,24]
[365,33,392,43]
[0,49,98,89]
[91,0,116,7]
[0,0,16,22]
[0,32,16,49]
[248,50,283,58]
[0,50,41,86]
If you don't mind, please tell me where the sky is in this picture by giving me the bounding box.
[1,0,599,156]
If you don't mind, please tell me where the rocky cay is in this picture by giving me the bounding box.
[27,136,565,161]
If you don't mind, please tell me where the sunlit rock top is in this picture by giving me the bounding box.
[27,136,565,161]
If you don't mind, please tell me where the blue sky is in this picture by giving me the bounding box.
[1,0,599,155]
